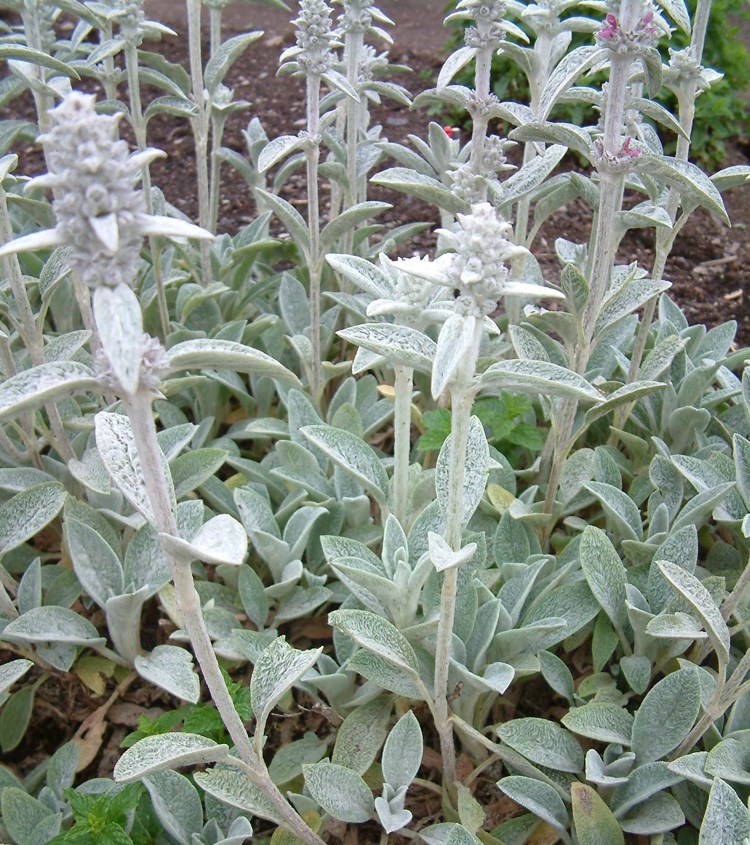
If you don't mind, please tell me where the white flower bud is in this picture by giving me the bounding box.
[39,92,146,290]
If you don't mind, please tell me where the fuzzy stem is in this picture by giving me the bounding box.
[305,73,323,401]
[122,389,325,845]
[619,0,713,404]
[392,365,414,527]
[433,319,483,788]
[187,0,214,281]
[209,5,222,57]
[468,46,492,197]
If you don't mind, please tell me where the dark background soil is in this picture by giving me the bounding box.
[141,0,750,343]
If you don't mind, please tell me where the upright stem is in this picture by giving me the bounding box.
[433,319,483,788]
[305,74,323,401]
[0,188,72,463]
[621,0,713,398]
[392,365,414,527]
[125,43,170,338]
[122,389,325,845]
[187,0,214,281]
[542,0,640,513]
[209,5,222,57]
[468,46,492,195]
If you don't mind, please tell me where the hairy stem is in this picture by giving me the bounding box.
[392,365,414,527]
[123,389,324,845]
[305,73,323,401]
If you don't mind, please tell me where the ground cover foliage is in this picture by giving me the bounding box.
[0,0,749,844]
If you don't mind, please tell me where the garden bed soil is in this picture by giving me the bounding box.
[1,0,750,835]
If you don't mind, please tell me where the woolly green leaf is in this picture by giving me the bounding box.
[631,668,701,763]
[114,734,229,783]
[303,761,373,823]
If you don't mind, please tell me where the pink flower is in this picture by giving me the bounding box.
[621,136,641,158]
[598,13,619,39]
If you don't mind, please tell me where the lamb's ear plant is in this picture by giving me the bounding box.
[2,0,750,843]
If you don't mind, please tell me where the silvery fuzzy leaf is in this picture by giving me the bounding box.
[331,695,391,775]
[616,201,673,233]
[671,482,734,532]
[539,650,574,703]
[0,468,56,494]
[44,329,92,364]
[699,778,750,845]
[501,145,567,203]
[96,411,173,523]
[562,702,634,746]
[610,761,682,817]
[65,518,124,610]
[653,0,691,33]
[167,338,301,386]
[234,486,280,539]
[584,481,643,541]
[382,710,423,791]
[631,668,701,763]
[326,254,392,298]
[585,750,629,787]
[432,314,478,400]
[268,732,328,786]
[170,448,227,499]
[438,46,478,88]
[346,650,425,699]
[257,134,305,174]
[160,515,247,567]
[135,645,200,703]
[0,361,98,421]
[301,424,388,505]
[712,164,750,193]
[278,273,310,336]
[620,655,651,694]
[733,433,750,510]
[583,382,666,429]
[254,189,310,256]
[538,45,605,120]
[124,522,171,596]
[194,767,281,823]
[580,526,628,629]
[491,618,567,659]
[480,359,602,403]
[106,587,150,663]
[371,168,469,215]
[0,481,65,555]
[571,782,624,845]
[419,822,483,845]
[595,277,672,336]
[238,565,268,630]
[498,718,584,773]
[321,202,392,253]
[704,737,750,785]
[205,31,262,93]
[3,605,104,647]
[637,156,729,224]
[330,557,394,615]
[68,449,112,496]
[143,769,204,845]
[498,559,547,626]
[496,776,567,834]
[0,43,80,77]
[640,334,686,381]
[509,121,593,159]
[0,659,32,705]
[303,760,373,823]
[17,557,41,616]
[656,560,730,664]
[428,532,477,573]
[645,611,707,641]
[114,733,229,783]
[436,416,489,527]
[250,637,322,740]
[338,324,436,374]
[274,585,332,625]
[375,790,412,834]
[0,788,62,845]
[522,580,600,644]
[92,284,143,396]
[328,609,419,674]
